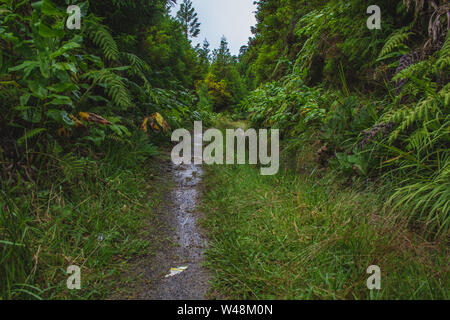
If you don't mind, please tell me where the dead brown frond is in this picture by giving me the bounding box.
[403,0,450,43]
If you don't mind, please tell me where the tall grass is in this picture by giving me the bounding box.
[0,132,163,299]
[201,164,449,299]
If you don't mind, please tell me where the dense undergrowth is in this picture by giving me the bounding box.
[239,0,449,239]
[201,162,449,299]
[0,0,209,299]
[1,133,171,299]
[1,0,449,300]
[201,0,449,300]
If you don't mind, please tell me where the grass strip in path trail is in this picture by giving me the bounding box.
[200,164,449,300]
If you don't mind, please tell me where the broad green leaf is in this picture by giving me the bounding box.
[20,93,31,105]
[38,52,50,78]
[38,22,63,38]
[9,61,39,78]
[47,95,73,106]
[27,80,48,99]
[46,109,75,126]
[50,42,81,59]
[53,62,77,73]
[49,82,77,93]
[41,0,61,16]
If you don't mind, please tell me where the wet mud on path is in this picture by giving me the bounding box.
[147,160,210,299]
[110,133,210,300]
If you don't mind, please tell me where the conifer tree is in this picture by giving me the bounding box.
[176,0,201,40]
[199,38,210,63]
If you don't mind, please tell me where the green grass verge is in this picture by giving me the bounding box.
[201,164,449,300]
[0,134,169,299]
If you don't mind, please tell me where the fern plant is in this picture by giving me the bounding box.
[435,32,450,70]
[378,25,414,60]
[380,81,449,236]
[83,68,132,109]
[84,18,119,61]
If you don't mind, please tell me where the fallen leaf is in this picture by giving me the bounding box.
[78,112,112,125]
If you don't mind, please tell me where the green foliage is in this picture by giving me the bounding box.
[241,77,325,133]
[0,0,208,299]
[176,0,201,39]
[378,26,413,60]
[1,0,448,300]
[436,32,450,70]
[239,0,450,238]
[0,137,163,299]
[144,15,203,88]
[85,18,119,61]
[202,164,449,299]
[197,36,247,112]
[84,68,132,108]
[201,73,232,112]
[381,83,450,234]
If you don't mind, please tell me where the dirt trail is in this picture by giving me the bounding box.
[111,132,210,300]
[147,158,210,299]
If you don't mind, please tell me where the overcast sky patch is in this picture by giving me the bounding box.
[170,0,257,56]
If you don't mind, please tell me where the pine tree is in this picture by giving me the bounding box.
[176,0,201,40]
[199,38,210,63]
[213,36,231,65]
[211,36,232,84]
[211,36,232,77]
[195,38,210,78]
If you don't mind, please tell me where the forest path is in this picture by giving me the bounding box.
[110,132,210,300]
[147,142,210,300]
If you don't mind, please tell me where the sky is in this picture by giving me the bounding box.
[170,0,257,56]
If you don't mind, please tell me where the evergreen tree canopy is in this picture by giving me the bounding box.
[176,0,201,39]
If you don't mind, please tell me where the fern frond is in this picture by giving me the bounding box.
[379,27,413,59]
[119,52,149,75]
[85,20,119,61]
[106,134,127,144]
[392,60,431,83]
[383,88,445,144]
[436,32,450,70]
[84,69,132,108]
